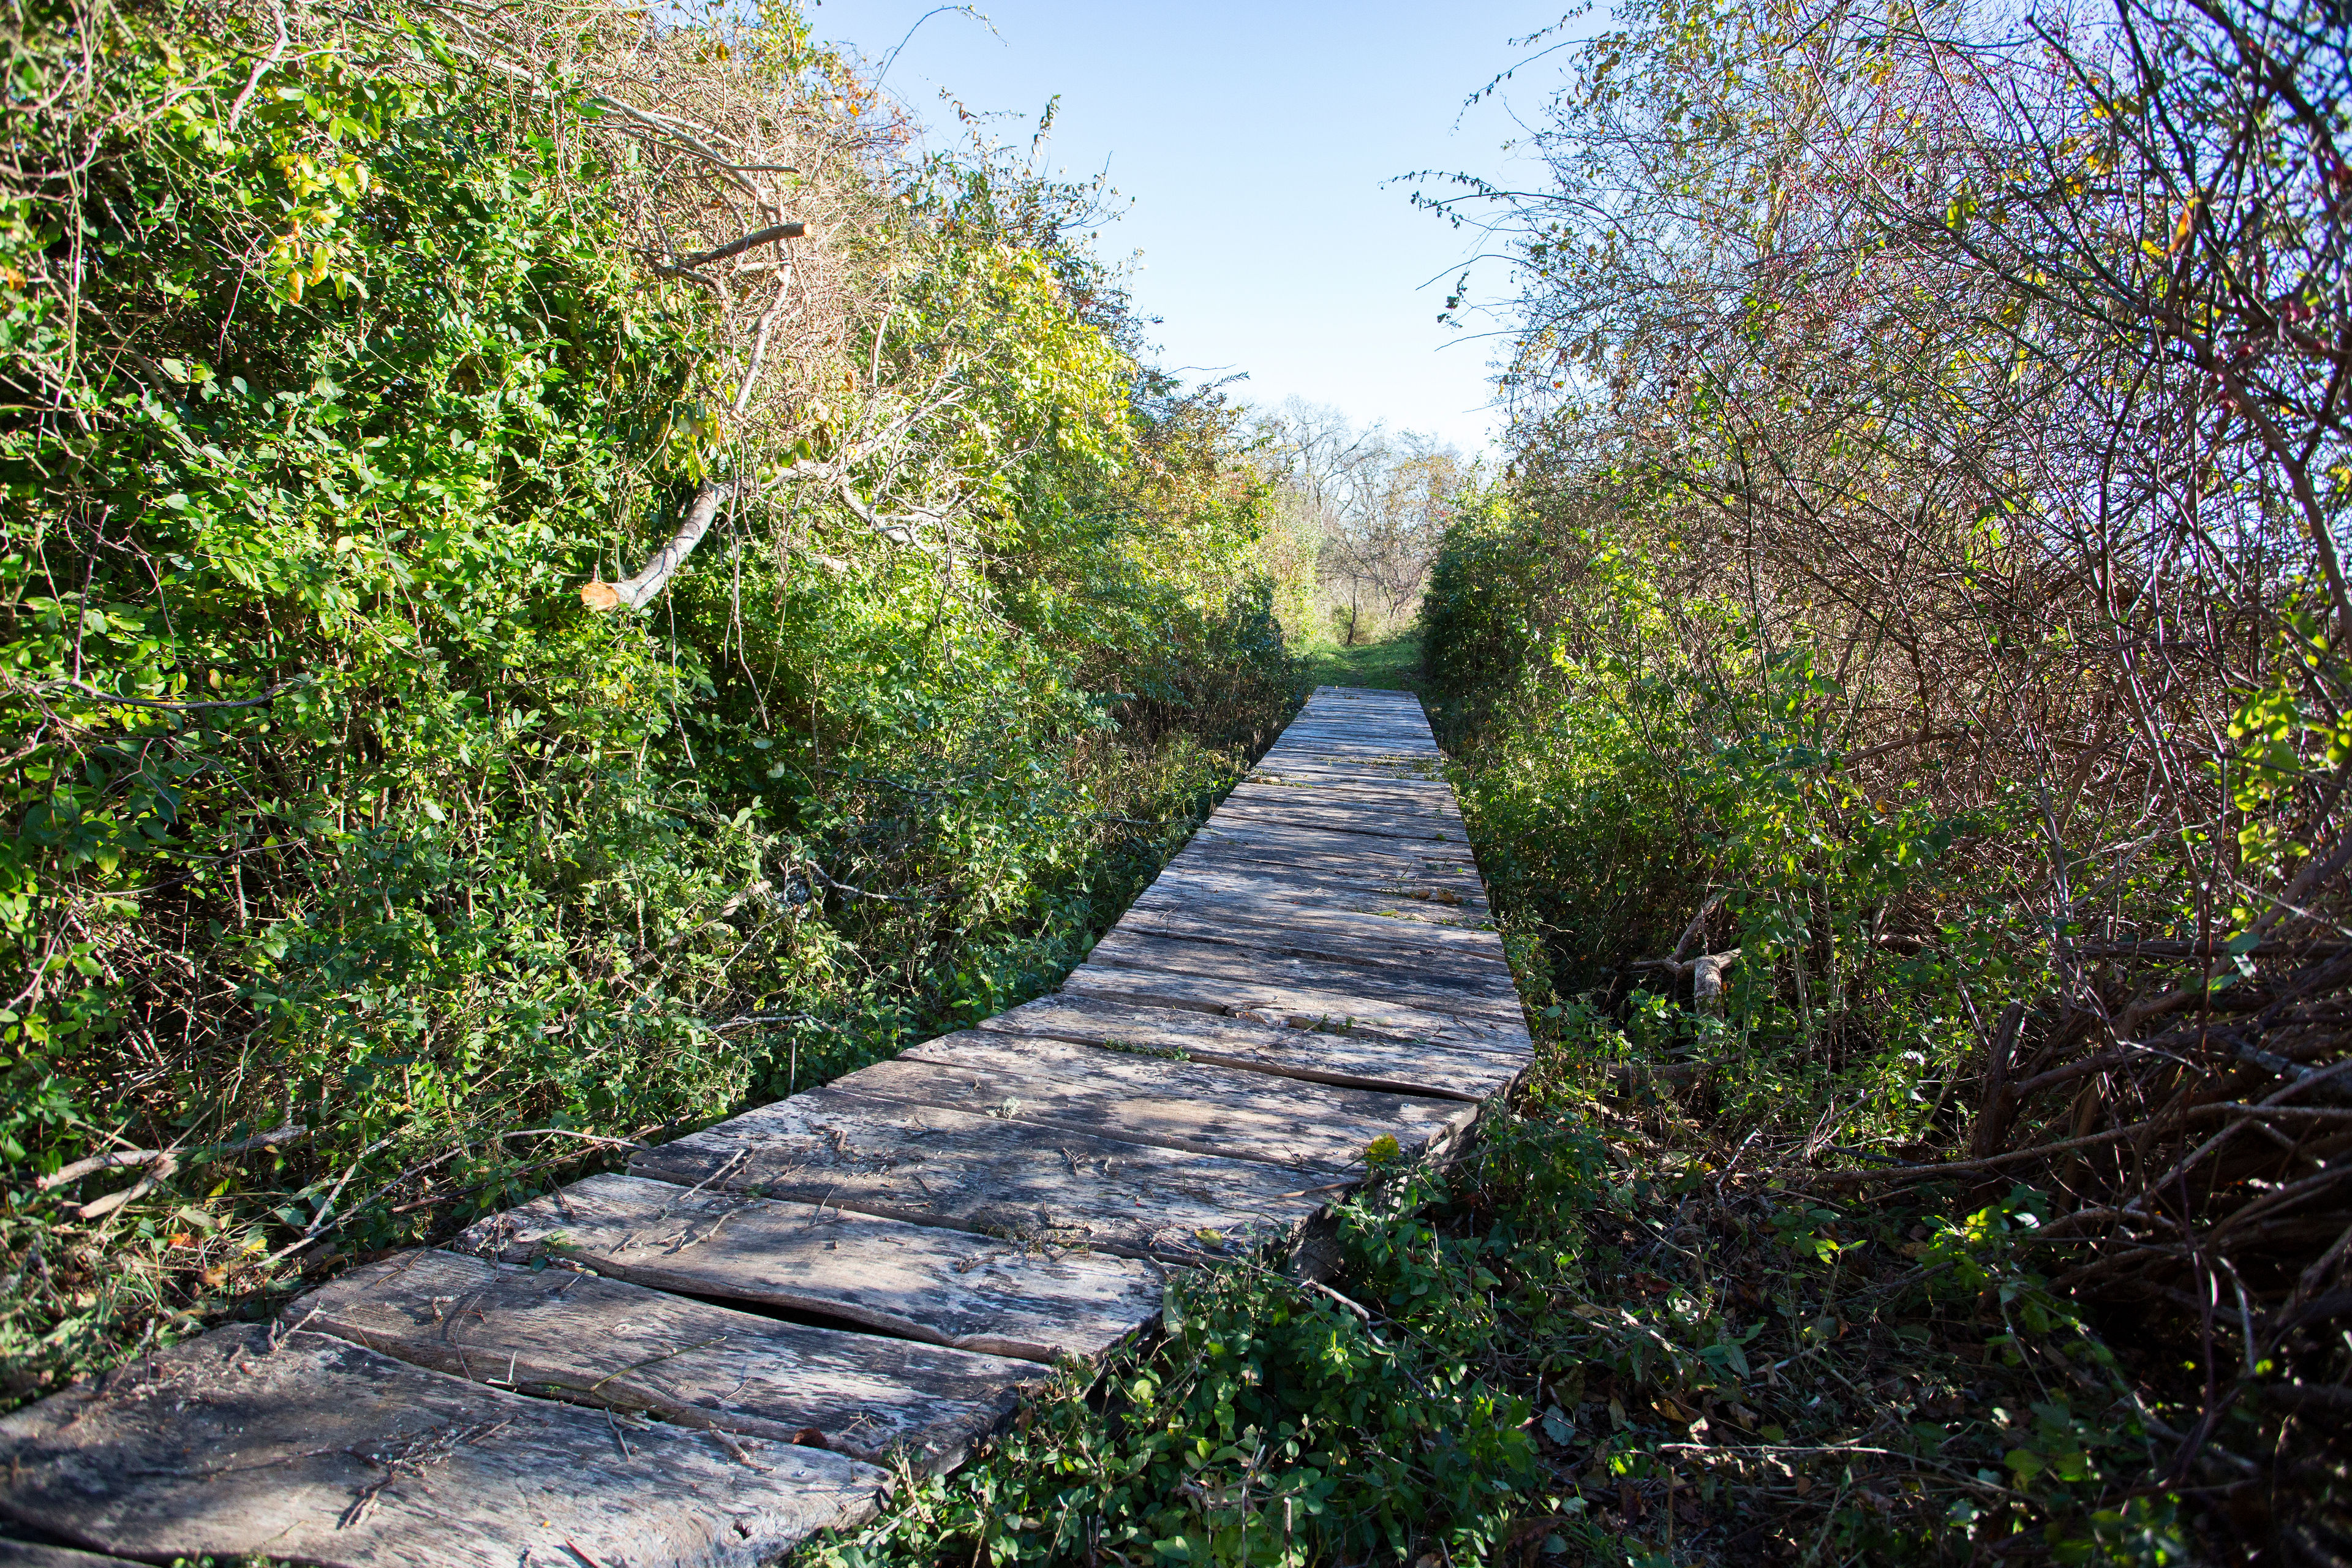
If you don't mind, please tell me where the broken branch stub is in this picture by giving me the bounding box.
[582,480,739,612]
[1691,949,1740,1013]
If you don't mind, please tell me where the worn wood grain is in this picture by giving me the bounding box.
[1219,781,1462,823]
[1087,930,1524,1020]
[1261,747,1439,771]
[1058,962,1533,1055]
[1114,898,1514,979]
[458,1172,1164,1363]
[292,1248,1041,1469]
[1215,788,1467,840]
[862,1031,1477,1168]
[1142,861,1495,927]
[1193,818,1479,872]
[0,1541,143,1567]
[0,1325,885,1568]
[973,993,1525,1101]
[1240,778,1460,814]
[628,1089,1344,1261]
[1173,839,1489,905]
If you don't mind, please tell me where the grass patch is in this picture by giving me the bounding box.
[1297,633,1430,701]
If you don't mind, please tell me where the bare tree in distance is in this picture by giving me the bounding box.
[1253,398,1468,644]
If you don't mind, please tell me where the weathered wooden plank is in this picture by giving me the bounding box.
[1144,860,1494,925]
[628,1089,1344,1262]
[1251,755,1452,783]
[292,1248,1042,1469]
[459,1172,1164,1363]
[1196,818,1475,862]
[1087,930,1525,1023]
[974,993,1526,1101]
[0,1326,885,1568]
[1175,836,1488,900]
[1242,776,1461,812]
[0,1541,144,1567]
[1218,780,1465,827]
[1058,962,1533,1054]
[1270,731,1436,753]
[1115,895,1515,977]
[1259,750,1444,775]
[1173,832,1478,884]
[864,1031,1476,1168]
[1093,922,1517,1002]
[1128,868,1497,933]
[1205,802,1476,854]
[1167,857,1488,917]
[1223,778,1458,813]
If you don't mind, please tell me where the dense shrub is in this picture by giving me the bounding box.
[0,0,1294,1400]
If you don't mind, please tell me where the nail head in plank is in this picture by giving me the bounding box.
[459,1172,1163,1364]
[974,993,1524,1102]
[293,1249,1042,1469]
[0,1325,884,1568]
[628,1088,1344,1262]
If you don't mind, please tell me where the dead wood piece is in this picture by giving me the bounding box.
[582,479,740,612]
[657,220,805,274]
[0,1325,886,1567]
[456,1172,1163,1363]
[292,1249,1041,1470]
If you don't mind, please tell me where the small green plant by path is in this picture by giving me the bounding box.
[801,990,2192,1568]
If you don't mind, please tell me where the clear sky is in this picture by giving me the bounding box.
[804,1,1577,456]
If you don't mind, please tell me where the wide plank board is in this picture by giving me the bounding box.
[459,1172,1164,1363]
[974,993,1525,1101]
[0,1326,884,1568]
[1090,929,1523,1016]
[0,1543,143,1567]
[868,1031,1476,1167]
[1114,898,1515,978]
[1215,788,1468,838]
[1258,753,1446,778]
[1194,818,1479,870]
[1219,780,1461,820]
[628,1089,1344,1261]
[293,1249,1041,1469]
[1174,840,1489,904]
[1059,961,1532,1053]
[1140,862,1495,926]
[1241,778,1463,813]
[1250,758,1454,786]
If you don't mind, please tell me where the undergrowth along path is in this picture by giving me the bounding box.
[0,686,1531,1567]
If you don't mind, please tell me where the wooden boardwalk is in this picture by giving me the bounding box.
[0,687,1530,1567]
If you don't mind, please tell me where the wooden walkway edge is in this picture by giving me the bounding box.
[0,687,1532,1566]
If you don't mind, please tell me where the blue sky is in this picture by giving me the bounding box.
[804,1,1578,454]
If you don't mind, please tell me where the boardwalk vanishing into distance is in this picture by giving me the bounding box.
[0,687,1532,1568]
